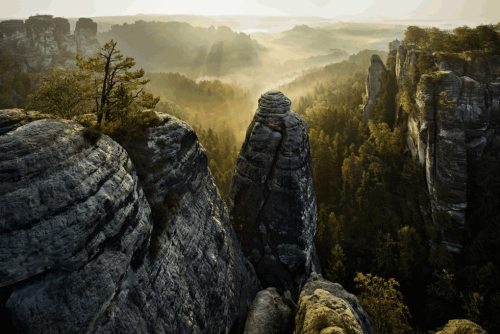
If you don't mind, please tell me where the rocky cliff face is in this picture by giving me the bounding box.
[364,42,500,251]
[363,55,389,121]
[0,109,258,333]
[229,90,318,297]
[0,15,99,70]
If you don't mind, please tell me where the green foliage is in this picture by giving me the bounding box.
[27,68,92,117]
[0,49,35,108]
[196,127,239,202]
[76,40,160,127]
[404,25,500,53]
[355,273,412,334]
[26,40,160,143]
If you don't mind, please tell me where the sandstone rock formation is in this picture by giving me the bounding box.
[436,319,487,334]
[75,18,99,58]
[0,15,100,70]
[0,109,258,333]
[411,72,496,250]
[243,288,294,334]
[363,55,389,121]
[365,41,500,251]
[295,274,373,334]
[229,90,318,297]
[96,114,260,333]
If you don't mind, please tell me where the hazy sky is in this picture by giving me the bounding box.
[2,0,499,23]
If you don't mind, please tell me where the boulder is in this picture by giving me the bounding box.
[295,274,373,334]
[436,319,487,334]
[243,288,293,334]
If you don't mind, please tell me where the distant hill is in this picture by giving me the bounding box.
[99,21,263,77]
[271,23,405,54]
[281,49,388,100]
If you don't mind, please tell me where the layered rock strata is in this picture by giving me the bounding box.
[229,90,318,297]
[364,41,500,251]
[0,110,258,333]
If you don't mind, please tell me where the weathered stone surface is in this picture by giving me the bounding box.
[436,319,487,334]
[385,42,500,251]
[243,288,293,334]
[409,72,497,251]
[363,55,388,121]
[0,15,99,70]
[95,114,260,333]
[0,110,259,333]
[434,51,500,83]
[0,110,152,333]
[295,274,373,334]
[229,90,318,297]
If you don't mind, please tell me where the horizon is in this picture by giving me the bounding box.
[2,0,499,25]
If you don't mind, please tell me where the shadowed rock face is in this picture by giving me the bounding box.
[295,274,373,334]
[0,110,259,334]
[229,90,318,297]
[371,42,500,252]
[243,288,294,334]
[96,114,259,334]
[0,111,152,333]
[363,54,388,121]
[412,72,496,250]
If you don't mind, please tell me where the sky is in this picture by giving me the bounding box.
[2,0,499,23]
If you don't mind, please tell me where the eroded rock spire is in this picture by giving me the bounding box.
[229,90,319,297]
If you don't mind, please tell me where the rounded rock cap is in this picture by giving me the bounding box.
[258,90,291,114]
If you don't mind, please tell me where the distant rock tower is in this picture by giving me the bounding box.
[229,90,319,297]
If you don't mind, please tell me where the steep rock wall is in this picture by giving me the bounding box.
[229,90,318,297]
[0,110,259,333]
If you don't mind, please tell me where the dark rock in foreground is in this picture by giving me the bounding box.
[0,110,258,333]
[243,288,294,334]
[229,90,318,297]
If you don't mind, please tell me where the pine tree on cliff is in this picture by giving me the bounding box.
[76,40,159,128]
[28,40,159,130]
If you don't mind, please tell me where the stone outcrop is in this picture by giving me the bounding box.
[436,319,487,334]
[229,90,318,297]
[0,109,259,333]
[295,274,373,334]
[0,15,100,70]
[363,55,389,121]
[368,41,500,252]
[96,114,260,333]
[243,288,294,334]
[410,72,497,250]
[75,18,99,58]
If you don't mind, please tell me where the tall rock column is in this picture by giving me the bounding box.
[363,55,389,122]
[229,90,318,296]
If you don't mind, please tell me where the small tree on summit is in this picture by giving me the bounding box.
[28,40,159,130]
[77,40,159,127]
